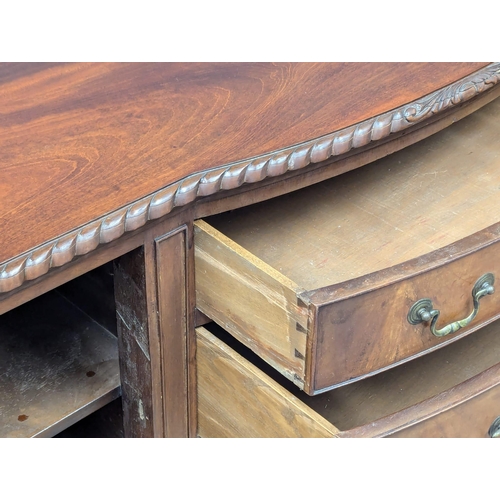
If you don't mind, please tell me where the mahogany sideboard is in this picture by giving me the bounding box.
[1,62,500,438]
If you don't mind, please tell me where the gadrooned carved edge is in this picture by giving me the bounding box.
[2,62,500,293]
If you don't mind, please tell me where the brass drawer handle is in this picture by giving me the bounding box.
[489,416,500,438]
[407,273,495,338]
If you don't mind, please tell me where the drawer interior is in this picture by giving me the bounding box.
[0,262,121,438]
[200,317,500,434]
[204,96,500,290]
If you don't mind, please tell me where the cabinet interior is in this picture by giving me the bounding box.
[0,261,122,438]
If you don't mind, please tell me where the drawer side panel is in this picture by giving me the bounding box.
[196,327,338,438]
[194,220,309,387]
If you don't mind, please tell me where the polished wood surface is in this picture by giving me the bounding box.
[193,84,500,221]
[0,63,489,267]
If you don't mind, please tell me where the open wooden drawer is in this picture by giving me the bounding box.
[195,97,500,394]
[197,323,500,438]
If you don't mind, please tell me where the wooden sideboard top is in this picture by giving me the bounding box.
[1,62,498,293]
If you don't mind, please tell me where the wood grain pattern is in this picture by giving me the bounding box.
[156,227,190,437]
[1,63,497,294]
[385,380,500,438]
[114,246,157,437]
[196,326,338,438]
[194,219,309,388]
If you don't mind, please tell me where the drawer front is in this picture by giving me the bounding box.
[346,363,500,438]
[312,234,500,392]
[391,384,500,438]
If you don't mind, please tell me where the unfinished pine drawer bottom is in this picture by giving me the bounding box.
[197,323,500,438]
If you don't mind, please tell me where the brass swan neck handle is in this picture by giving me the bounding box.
[489,416,500,438]
[407,273,495,338]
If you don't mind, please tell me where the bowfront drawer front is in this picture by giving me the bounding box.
[197,321,500,438]
[310,234,500,392]
[195,97,500,395]
[384,380,500,438]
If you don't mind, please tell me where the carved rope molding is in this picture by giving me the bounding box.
[1,63,500,293]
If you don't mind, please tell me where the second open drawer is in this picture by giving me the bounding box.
[197,322,500,438]
[195,97,500,395]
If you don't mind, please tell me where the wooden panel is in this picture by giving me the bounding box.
[0,290,120,438]
[196,327,338,438]
[114,245,159,438]
[156,227,190,437]
[194,219,309,388]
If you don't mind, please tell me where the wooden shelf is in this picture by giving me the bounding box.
[0,290,120,438]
